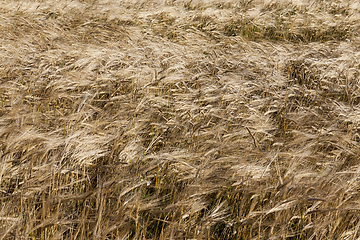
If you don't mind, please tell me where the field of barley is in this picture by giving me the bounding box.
[2,0,360,239]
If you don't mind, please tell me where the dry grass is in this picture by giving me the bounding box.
[1,0,360,239]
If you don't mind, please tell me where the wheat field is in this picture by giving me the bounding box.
[1,0,360,239]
